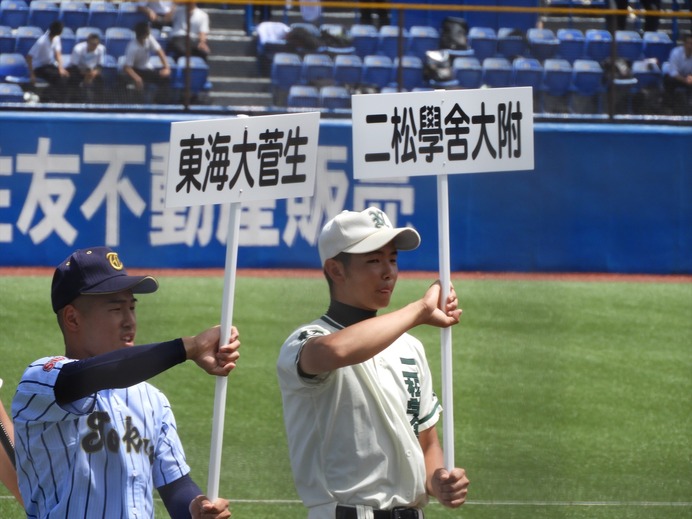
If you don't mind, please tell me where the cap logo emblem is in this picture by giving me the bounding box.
[107,252,124,271]
[368,209,388,228]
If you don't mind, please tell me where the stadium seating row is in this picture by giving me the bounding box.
[0,0,148,31]
[0,25,168,58]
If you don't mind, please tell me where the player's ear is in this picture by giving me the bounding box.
[324,258,345,283]
[60,304,81,332]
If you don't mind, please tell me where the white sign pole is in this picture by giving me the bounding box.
[436,174,454,471]
[207,201,241,500]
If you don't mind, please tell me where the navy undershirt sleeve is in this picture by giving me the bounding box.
[54,339,187,405]
[158,474,204,519]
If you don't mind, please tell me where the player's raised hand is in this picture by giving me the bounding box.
[184,326,240,376]
[419,281,462,328]
[189,494,231,518]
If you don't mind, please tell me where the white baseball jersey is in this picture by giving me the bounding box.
[28,32,61,69]
[277,315,441,519]
[12,356,190,519]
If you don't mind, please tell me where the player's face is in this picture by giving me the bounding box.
[73,290,138,357]
[338,241,399,311]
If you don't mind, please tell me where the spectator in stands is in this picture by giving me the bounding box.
[120,22,171,104]
[25,20,69,102]
[613,0,660,32]
[67,33,106,103]
[359,0,390,28]
[663,31,692,114]
[164,1,210,62]
[137,1,174,30]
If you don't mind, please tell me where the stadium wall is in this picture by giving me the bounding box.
[0,112,689,274]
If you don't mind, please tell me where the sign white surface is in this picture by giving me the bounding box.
[166,112,320,208]
[352,87,534,179]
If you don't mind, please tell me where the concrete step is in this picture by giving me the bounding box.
[208,76,270,93]
[208,90,273,107]
[208,55,260,78]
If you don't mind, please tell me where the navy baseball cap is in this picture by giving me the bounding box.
[51,247,159,313]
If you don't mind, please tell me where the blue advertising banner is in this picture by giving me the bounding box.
[0,112,690,274]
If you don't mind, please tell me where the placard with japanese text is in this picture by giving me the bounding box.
[352,87,534,179]
[166,112,320,207]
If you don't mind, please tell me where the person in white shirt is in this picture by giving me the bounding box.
[164,2,210,62]
[664,32,692,114]
[137,1,174,29]
[67,33,106,102]
[120,21,171,103]
[25,20,69,102]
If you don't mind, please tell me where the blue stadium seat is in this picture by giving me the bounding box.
[58,1,89,31]
[174,56,210,94]
[361,54,393,90]
[287,84,319,108]
[541,58,572,112]
[319,85,350,110]
[149,54,177,85]
[391,55,423,90]
[527,28,559,61]
[100,53,118,85]
[631,59,662,90]
[14,25,42,55]
[452,56,482,89]
[482,56,512,88]
[570,58,604,113]
[348,23,378,58]
[377,24,407,59]
[87,1,119,34]
[0,51,30,84]
[497,27,527,60]
[117,1,148,30]
[105,27,134,59]
[270,51,302,104]
[27,0,58,31]
[468,26,497,61]
[61,27,76,55]
[333,53,362,86]
[556,28,584,63]
[301,53,333,86]
[406,25,439,60]
[615,30,643,61]
[512,57,543,90]
[584,29,612,62]
[0,81,24,102]
[0,0,28,29]
[0,24,13,53]
[642,31,673,64]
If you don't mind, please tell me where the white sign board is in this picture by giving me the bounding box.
[166,112,320,208]
[352,87,534,179]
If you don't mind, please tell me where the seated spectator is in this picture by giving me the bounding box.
[663,31,692,114]
[164,1,210,62]
[120,22,171,104]
[137,1,174,30]
[25,20,69,102]
[67,33,106,103]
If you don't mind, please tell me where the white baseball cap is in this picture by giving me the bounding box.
[318,207,421,266]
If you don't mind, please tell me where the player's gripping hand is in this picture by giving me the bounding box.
[183,326,241,376]
[419,282,462,328]
[430,467,469,508]
[189,494,231,518]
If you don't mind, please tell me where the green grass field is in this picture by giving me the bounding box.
[0,274,690,518]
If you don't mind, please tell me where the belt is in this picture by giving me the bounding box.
[335,504,421,519]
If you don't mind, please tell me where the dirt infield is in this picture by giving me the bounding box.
[1,267,690,283]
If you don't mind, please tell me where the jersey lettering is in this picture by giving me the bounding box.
[82,411,154,463]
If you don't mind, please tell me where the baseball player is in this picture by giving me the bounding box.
[277,207,470,519]
[12,246,240,519]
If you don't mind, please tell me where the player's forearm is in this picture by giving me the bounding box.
[54,339,186,405]
[302,301,427,373]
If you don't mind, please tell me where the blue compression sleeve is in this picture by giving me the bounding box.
[54,339,187,405]
[158,474,204,519]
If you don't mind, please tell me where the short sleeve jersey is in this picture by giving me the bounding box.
[28,32,61,68]
[123,35,162,70]
[70,41,106,71]
[277,315,441,519]
[12,356,190,519]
